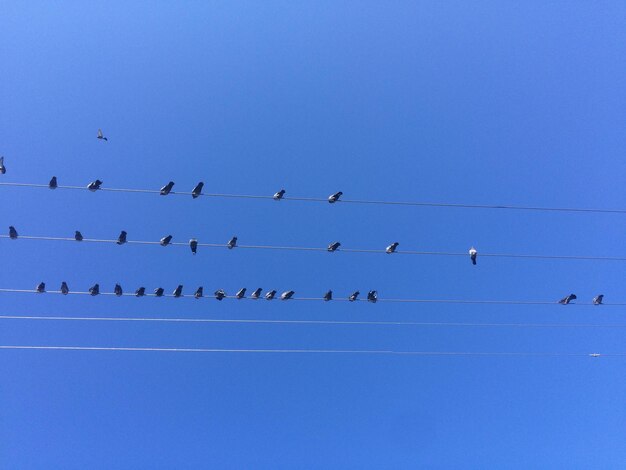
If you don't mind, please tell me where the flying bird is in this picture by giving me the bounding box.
[97,129,108,141]
[160,181,175,196]
[469,247,478,265]
[114,284,123,297]
[281,290,294,300]
[36,282,46,293]
[236,288,247,299]
[154,287,164,297]
[227,236,238,249]
[367,290,378,303]
[349,291,360,302]
[191,182,204,199]
[593,294,604,305]
[135,287,146,297]
[49,176,58,189]
[173,285,183,298]
[265,290,277,300]
[328,191,343,203]
[89,284,100,296]
[214,289,226,301]
[194,287,204,299]
[0,156,5,174]
[251,288,262,299]
[9,226,18,239]
[87,180,102,191]
[75,231,83,241]
[323,290,333,301]
[327,241,341,252]
[117,231,127,245]
[160,235,173,246]
[60,282,69,295]
[189,239,198,254]
[558,294,577,305]
[273,189,285,200]
[386,242,399,254]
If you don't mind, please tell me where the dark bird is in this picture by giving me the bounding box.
[328,191,343,203]
[214,289,226,301]
[593,294,604,305]
[265,290,277,300]
[117,230,127,245]
[189,238,198,255]
[194,287,204,299]
[173,285,183,298]
[323,290,333,301]
[0,156,5,174]
[89,284,100,296]
[191,182,204,199]
[281,290,294,300]
[251,288,263,299]
[227,236,238,249]
[328,241,341,252]
[97,129,108,141]
[135,287,146,297]
[36,282,46,293]
[469,247,477,265]
[114,284,123,297]
[273,189,285,200]
[60,282,69,295]
[87,180,102,191]
[386,242,399,254]
[160,235,173,246]
[558,294,577,305]
[367,290,378,303]
[349,291,360,302]
[160,181,175,196]
[75,231,83,241]
[154,287,164,297]
[49,176,58,189]
[9,226,18,239]
[236,288,247,299]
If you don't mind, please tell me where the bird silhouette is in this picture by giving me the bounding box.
[214,289,226,301]
[87,180,102,191]
[191,182,204,198]
[160,181,175,195]
[386,242,399,254]
[251,288,262,299]
[593,294,604,305]
[558,294,577,305]
[60,282,69,295]
[114,284,123,297]
[173,285,183,298]
[154,287,164,297]
[328,191,343,203]
[0,156,5,174]
[194,287,204,299]
[349,291,360,302]
[135,287,146,297]
[117,231,127,245]
[9,226,18,239]
[323,290,333,301]
[36,282,46,293]
[189,239,198,254]
[327,241,341,252]
[469,247,478,265]
[265,290,277,300]
[273,189,286,200]
[97,129,108,141]
[236,288,247,299]
[160,235,173,246]
[280,290,294,300]
[367,290,378,303]
[227,236,238,249]
[49,176,58,189]
[89,284,100,296]
[75,231,83,241]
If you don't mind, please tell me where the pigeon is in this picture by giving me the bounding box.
[191,182,204,199]
[36,282,46,293]
[0,156,5,174]
[251,288,263,299]
[214,289,226,301]
[87,180,102,191]
[49,176,58,189]
[280,290,294,300]
[469,247,478,265]
[97,129,108,141]
[328,241,341,252]
[273,189,286,200]
[386,242,399,254]
[349,291,360,302]
[265,290,277,300]
[236,288,247,299]
[328,191,343,203]
[323,290,333,301]
[367,290,378,303]
[154,287,164,297]
[9,226,18,239]
[227,236,238,249]
[173,285,183,298]
[194,287,204,299]
[160,181,175,196]
[75,231,83,241]
[135,287,146,297]
[189,238,198,255]
[89,284,100,296]
[60,282,69,295]
[593,294,604,305]
[114,284,123,297]
[117,230,127,245]
[558,294,577,305]
[160,235,173,246]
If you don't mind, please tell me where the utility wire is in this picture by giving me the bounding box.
[2,234,625,262]
[0,345,620,357]
[1,181,624,215]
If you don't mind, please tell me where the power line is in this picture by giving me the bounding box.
[2,234,625,262]
[0,288,620,306]
[1,181,624,215]
[0,345,620,357]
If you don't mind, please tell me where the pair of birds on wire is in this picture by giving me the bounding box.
[558,293,604,305]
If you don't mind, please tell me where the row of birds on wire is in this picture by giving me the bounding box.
[5,226,480,264]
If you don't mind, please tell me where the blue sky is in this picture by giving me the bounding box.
[1,1,625,468]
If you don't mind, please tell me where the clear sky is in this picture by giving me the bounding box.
[1,1,625,468]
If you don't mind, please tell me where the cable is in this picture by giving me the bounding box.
[2,314,626,329]
[0,288,620,306]
[1,181,625,215]
[0,345,620,357]
[2,234,626,262]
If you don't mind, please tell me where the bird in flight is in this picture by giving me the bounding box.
[558,294,576,305]
[273,189,285,200]
[49,176,58,189]
[227,236,238,249]
[114,284,123,297]
[386,242,399,254]
[87,180,102,191]
[189,238,198,254]
[251,288,263,299]
[89,284,100,296]
[117,231,127,245]
[191,182,204,199]
[0,156,5,174]
[36,282,46,293]
[194,287,204,299]
[75,231,84,241]
[135,287,146,297]
[160,181,175,195]
[173,285,183,298]
[367,290,378,303]
[349,291,360,302]
[214,289,226,301]
[9,226,18,239]
[60,282,69,295]
[97,129,108,141]
[323,290,333,301]
[328,191,343,203]
[236,288,247,299]
[160,235,173,246]
[281,290,294,300]
[328,241,341,252]
[593,294,604,305]
[469,247,478,265]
